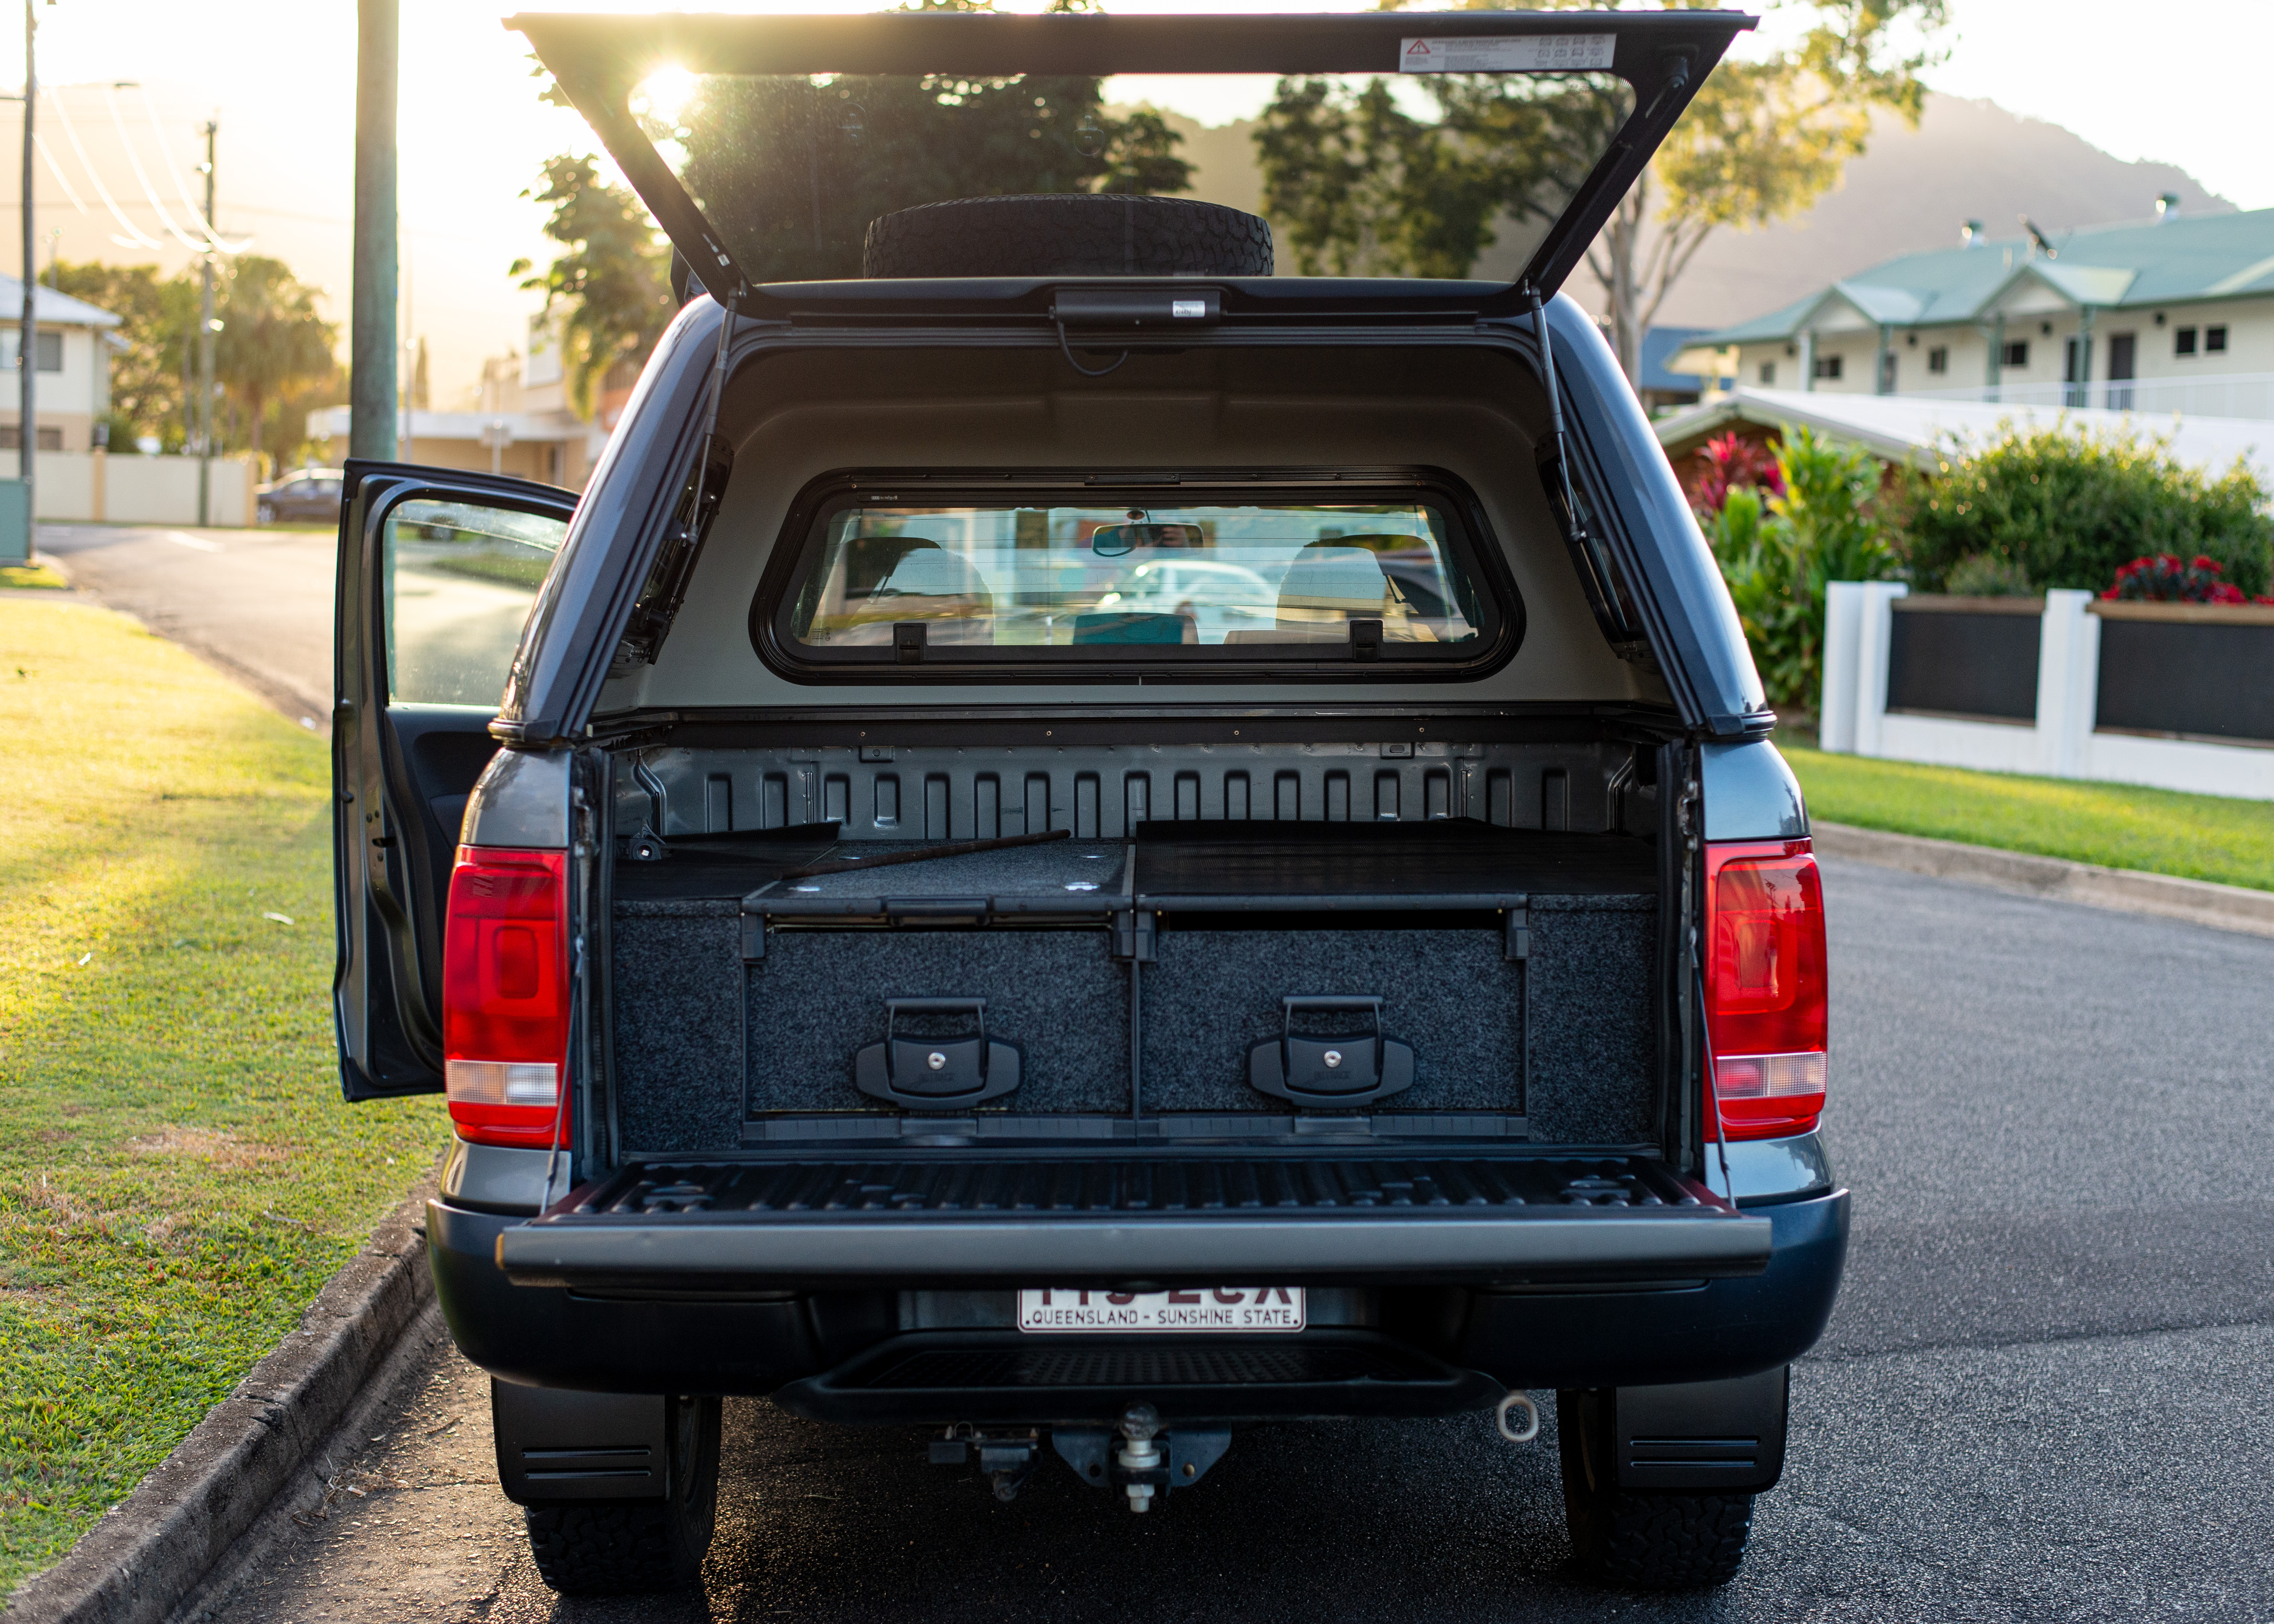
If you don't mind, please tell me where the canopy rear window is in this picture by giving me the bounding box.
[756,477,1516,678]
[512,10,1749,310]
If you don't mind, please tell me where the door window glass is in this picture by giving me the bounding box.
[384,498,570,705]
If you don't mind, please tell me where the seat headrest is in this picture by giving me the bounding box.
[1275,543,1391,620]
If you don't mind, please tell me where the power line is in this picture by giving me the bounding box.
[101,82,208,253]
[45,86,162,249]
[136,84,247,253]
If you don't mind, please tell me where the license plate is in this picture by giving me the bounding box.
[1017,1287,1306,1334]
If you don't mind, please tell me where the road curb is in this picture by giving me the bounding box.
[6,1179,439,1624]
[1813,820,2274,938]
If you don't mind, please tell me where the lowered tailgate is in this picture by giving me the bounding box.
[494,1153,1771,1289]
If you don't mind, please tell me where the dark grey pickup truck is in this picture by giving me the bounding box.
[333,7,1843,1596]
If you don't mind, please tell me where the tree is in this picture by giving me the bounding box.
[214,256,339,466]
[662,71,1191,285]
[52,260,200,451]
[509,154,675,418]
[1262,1,1948,380]
[1586,0,1948,381]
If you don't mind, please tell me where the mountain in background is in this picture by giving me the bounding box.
[1154,93,2232,331]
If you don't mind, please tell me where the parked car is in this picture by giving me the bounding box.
[333,6,1842,1600]
[1096,557,1282,642]
[256,467,344,525]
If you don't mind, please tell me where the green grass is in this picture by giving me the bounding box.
[1783,742,2274,892]
[0,600,444,1595]
[0,563,68,590]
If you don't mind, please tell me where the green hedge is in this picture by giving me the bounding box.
[1895,422,2273,596]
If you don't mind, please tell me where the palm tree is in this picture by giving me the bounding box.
[215,256,337,466]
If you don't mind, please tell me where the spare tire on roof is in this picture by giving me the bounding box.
[863,194,1273,278]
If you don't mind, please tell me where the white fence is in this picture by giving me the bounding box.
[0,449,253,528]
[1821,583,2274,801]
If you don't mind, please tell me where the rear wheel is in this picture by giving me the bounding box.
[256,500,277,525]
[1556,1389,1754,1590]
[522,1396,722,1596]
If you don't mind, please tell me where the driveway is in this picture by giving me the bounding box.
[34,522,337,727]
[177,858,2274,1622]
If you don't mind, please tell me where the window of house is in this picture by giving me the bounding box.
[2001,340,2029,368]
[1927,346,1949,375]
[2175,326,2198,356]
[2205,325,2228,353]
[2,332,62,372]
[0,425,64,450]
[1812,353,1842,381]
[1758,360,1776,386]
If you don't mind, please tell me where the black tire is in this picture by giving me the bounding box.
[522,1396,722,1596]
[1557,1389,1755,1590]
[863,194,1273,278]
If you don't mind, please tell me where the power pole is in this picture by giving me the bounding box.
[349,0,398,463]
[195,119,215,527]
[19,0,37,560]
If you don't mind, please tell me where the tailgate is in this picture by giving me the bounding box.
[494,1153,1770,1289]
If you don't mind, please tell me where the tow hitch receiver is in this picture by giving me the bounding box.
[929,1406,1233,1511]
[1052,1405,1233,1513]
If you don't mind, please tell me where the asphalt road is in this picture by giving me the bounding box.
[173,858,2274,1624]
[33,521,341,727]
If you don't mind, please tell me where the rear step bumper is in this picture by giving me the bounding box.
[771,1329,1502,1426]
[494,1155,1773,1289]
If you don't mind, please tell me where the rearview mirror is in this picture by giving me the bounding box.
[1091,522,1204,559]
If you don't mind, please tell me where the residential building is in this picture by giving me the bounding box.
[1653,387,2271,510]
[1683,204,2274,419]
[1629,326,1733,414]
[306,314,605,489]
[0,276,122,453]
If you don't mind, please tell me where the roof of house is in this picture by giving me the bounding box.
[0,276,124,328]
[1653,385,2274,482]
[1637,326,1716,392]
[1699,207,2274,346]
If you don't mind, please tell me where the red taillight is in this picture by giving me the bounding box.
[1704,839,1828,1142]
[443,846,570,1149]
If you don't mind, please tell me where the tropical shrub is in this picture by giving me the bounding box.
[1895,421,2273,597]
[1700,425,1896,712]
[1943,552,2035,597]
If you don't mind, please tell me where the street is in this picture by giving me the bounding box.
[177,857,2274,1623]
[33,522,339,727]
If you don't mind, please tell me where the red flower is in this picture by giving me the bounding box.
[2103,552,2252,604]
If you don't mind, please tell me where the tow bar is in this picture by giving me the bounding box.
[929,1403,1233,1510]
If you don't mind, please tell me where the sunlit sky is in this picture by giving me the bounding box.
[4,0,2266,405]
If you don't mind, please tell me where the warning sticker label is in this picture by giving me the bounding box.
[1397,34,1617,74]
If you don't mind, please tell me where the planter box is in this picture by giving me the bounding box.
[2091,600,2274,747]
[1887,595,2043,724]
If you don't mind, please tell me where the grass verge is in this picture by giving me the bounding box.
[0,599,444,1595]
[0,563,68,590]
[1783,742,2274,892]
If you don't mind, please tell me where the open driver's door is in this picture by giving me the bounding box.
[333,461,579,1099]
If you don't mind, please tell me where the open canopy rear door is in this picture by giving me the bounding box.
[333,462,578,1100]
[509,7,1749,311]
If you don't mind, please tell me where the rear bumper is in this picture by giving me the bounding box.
[489,1152,1774,1290]
[493,1208,1773,1289]
[429,1185,1846,1400]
